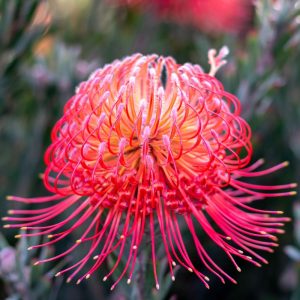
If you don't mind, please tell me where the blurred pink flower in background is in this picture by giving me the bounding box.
[114,0,254,34]
[188,0,254,33]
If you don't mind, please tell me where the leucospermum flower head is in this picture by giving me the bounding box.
[3,50,296,290]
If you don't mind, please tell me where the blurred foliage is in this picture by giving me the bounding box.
[284,202,300,300]
[0,0,300,299]
[0,0,45,102]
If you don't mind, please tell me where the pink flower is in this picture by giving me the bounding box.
[3,52,296,290]
[188,0,254,34]
[114,0,254,34]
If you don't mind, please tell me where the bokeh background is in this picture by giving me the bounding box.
[0,0,300,299]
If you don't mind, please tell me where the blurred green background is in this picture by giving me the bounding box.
[0,0,300,299]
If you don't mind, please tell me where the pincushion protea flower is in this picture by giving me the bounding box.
[3,50,296,290]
